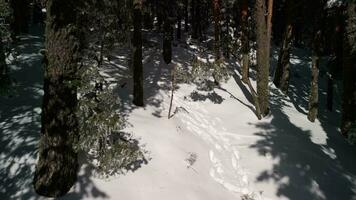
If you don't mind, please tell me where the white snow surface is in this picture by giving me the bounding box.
[1,27,356,200]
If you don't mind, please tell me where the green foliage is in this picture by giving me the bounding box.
[75,65,147,178]
[175,56,231,90]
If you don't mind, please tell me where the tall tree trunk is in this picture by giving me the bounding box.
[273,24,293,94]
[163,0,173,64]
[10,0,29,35]
[273,0,293,94]
[255,0,271,116]
[132,1,144,106]
[184,0,189,32]
[0,38,6,79]
[307,30,322,122]
[33,0,82,197]
[177,14,182,41]
[213,0,221,59]
[307,1,323,122]
[241,0,249,83]
[341,2,356,136]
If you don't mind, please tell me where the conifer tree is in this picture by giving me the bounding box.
[33,0,83,197]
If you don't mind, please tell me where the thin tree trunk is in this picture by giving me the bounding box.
[341,2,356,136]
[168,65,176,119]
[241,0,249,83]
[177,15,182,41]
[273,24,293,94]
[163,0,173,64]
[33,0,82,197]
[132,2,144,106]
[184,0,189,32]
[0,38,6,79]
[308,30,322,122]
[213,0,221,59]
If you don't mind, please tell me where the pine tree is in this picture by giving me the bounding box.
[341,2,356,137]
[132,0,144,106]
[273,0,294,94]
[255,0,273,116]
[33,0,83,197]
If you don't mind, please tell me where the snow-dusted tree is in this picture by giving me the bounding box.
[132,0,144,106]
[33,0,83,197]
[341,1,356,140]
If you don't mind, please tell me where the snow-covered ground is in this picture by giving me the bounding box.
[1,27,356,200]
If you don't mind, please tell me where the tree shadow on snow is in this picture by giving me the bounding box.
[249,78,356,199]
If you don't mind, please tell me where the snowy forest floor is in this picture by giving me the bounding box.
[1,26,356,200]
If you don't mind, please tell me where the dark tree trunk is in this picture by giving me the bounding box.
[177,15,182,41]
[0,39,6,79]
[273,24,293,94]
[241,0,249,83]
[132,2,144,107]
[10,0,30,35]
[191,0,202,40]
[184,0,189,32]
[308,1,323,122]
[213,0,221,59]
[273,0,293,94]
[163,18,173,64]
[341,2,356,136]
[33,0,82,197]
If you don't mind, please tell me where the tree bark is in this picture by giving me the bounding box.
[0,38,6,79]
[213,0,221,59]
[273,24,293,94]
[307,1,323,122]
[33,0,82,197]
[341,2,356,136]
[132,1,144,106]
[241,0,249,83]
[255,0,271,116]
[308,30,322,122]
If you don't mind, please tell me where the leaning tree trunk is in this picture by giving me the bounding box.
[132,2,144,107]
[255,0,271,117]
[241,0,249,83]
[341,2,356,136]
[33,0,82,197]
